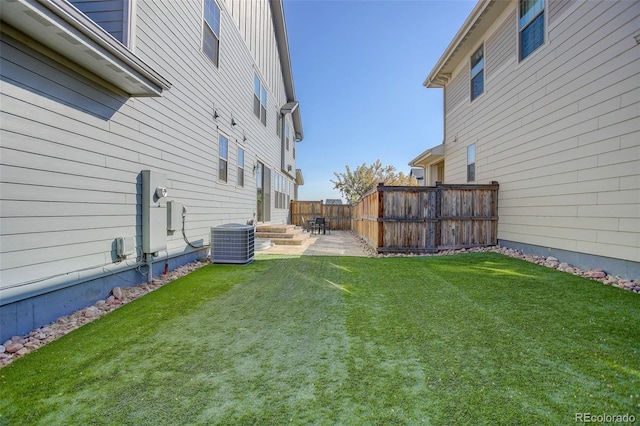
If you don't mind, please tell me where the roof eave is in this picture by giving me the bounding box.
[271,0,303,141]
[1,0,171,96]
[424,0,504,89]
[408,143,445,166]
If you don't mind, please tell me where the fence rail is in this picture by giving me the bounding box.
[352,182,499,253]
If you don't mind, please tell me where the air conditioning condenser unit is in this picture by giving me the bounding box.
[211,223,255,264]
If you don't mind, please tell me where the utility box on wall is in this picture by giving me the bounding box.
[142,170,168,254]
[167,200,184,232]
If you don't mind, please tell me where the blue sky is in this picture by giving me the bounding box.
[283,0,477,202]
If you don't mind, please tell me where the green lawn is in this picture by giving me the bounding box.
[1,253,638,425]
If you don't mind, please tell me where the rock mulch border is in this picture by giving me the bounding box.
[0,260,208,368]
[1,241,637,368]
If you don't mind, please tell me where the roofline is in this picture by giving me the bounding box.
[423,0,491,88]
[1,0,171,96]
[270,0,303,141]
[408,143,445,166]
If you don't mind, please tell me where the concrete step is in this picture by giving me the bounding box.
[270,234,310,245]
[255,224,297,234]
[254,224,309,245]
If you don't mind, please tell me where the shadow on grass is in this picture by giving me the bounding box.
[1,253,638,425]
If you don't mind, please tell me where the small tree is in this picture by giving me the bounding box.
[331,160,418,204]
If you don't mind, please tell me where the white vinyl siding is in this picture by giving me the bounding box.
[0,0,295,296]
[486,9,516,79]
[445,63,469,114]
[441,0,639,263]
[69,0,129,45]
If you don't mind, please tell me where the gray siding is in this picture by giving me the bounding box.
[1,0,297,302]
[549,0,578,24]
[69,0,127,44]
[441,0,640,264]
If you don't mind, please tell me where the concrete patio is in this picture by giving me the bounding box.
[257,230,370,257]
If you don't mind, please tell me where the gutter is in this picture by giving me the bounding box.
[270,0,303,140]
[424,0,491,88]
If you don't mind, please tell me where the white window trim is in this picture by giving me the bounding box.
[470,43,484,101]
[467,143,476,182]
[202,0,221,67]
[517,0,546,63]
[253,72,267,125]
[237,145,245,188]
[218,132,229,184]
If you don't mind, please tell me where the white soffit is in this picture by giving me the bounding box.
[1,0,171,96]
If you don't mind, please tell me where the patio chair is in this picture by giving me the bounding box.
[314,217,329,235]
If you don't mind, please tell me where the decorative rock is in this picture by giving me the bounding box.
[112,287,123,300]
[84,306,101,318]
[0,259,209,368]
[586,270,606,279]
[5,343,24,354]
[546,256,559,262]
[24,342,40,351]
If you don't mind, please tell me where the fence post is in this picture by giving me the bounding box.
[377,183,384,250]
[435,182,442,248]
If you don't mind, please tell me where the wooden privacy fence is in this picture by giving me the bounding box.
[290,201,352,231]
[352,182,499,253]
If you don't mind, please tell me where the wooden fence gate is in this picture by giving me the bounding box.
[352,182,499,253]
[290,201,352,231]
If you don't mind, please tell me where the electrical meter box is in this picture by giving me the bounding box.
[167,201,184,232]
[142,170,168,254]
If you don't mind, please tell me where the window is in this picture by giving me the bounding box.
[470,45,484,101]
[276,113,282,137]
[218,134,228,183]
[253,74,267,126]
[203,0,220,66]
[237,147,245,187]
[285,123,290,151]
[467,144,476,182]
[519,0,544,60]
[274,173,289,209]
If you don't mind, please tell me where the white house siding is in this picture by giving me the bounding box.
[69,0,128,43]
[0,0,300,340]
[440,0,639,269]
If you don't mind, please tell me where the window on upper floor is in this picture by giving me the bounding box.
[470,45,484,101]
[218,134,228,183]
[254,74,267,126]
[276,113,282,137]
[285,123,290,151]
[237,146,245,187]
[203,0,221,67]
[467,144,476,182]
[519,0,545,61]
